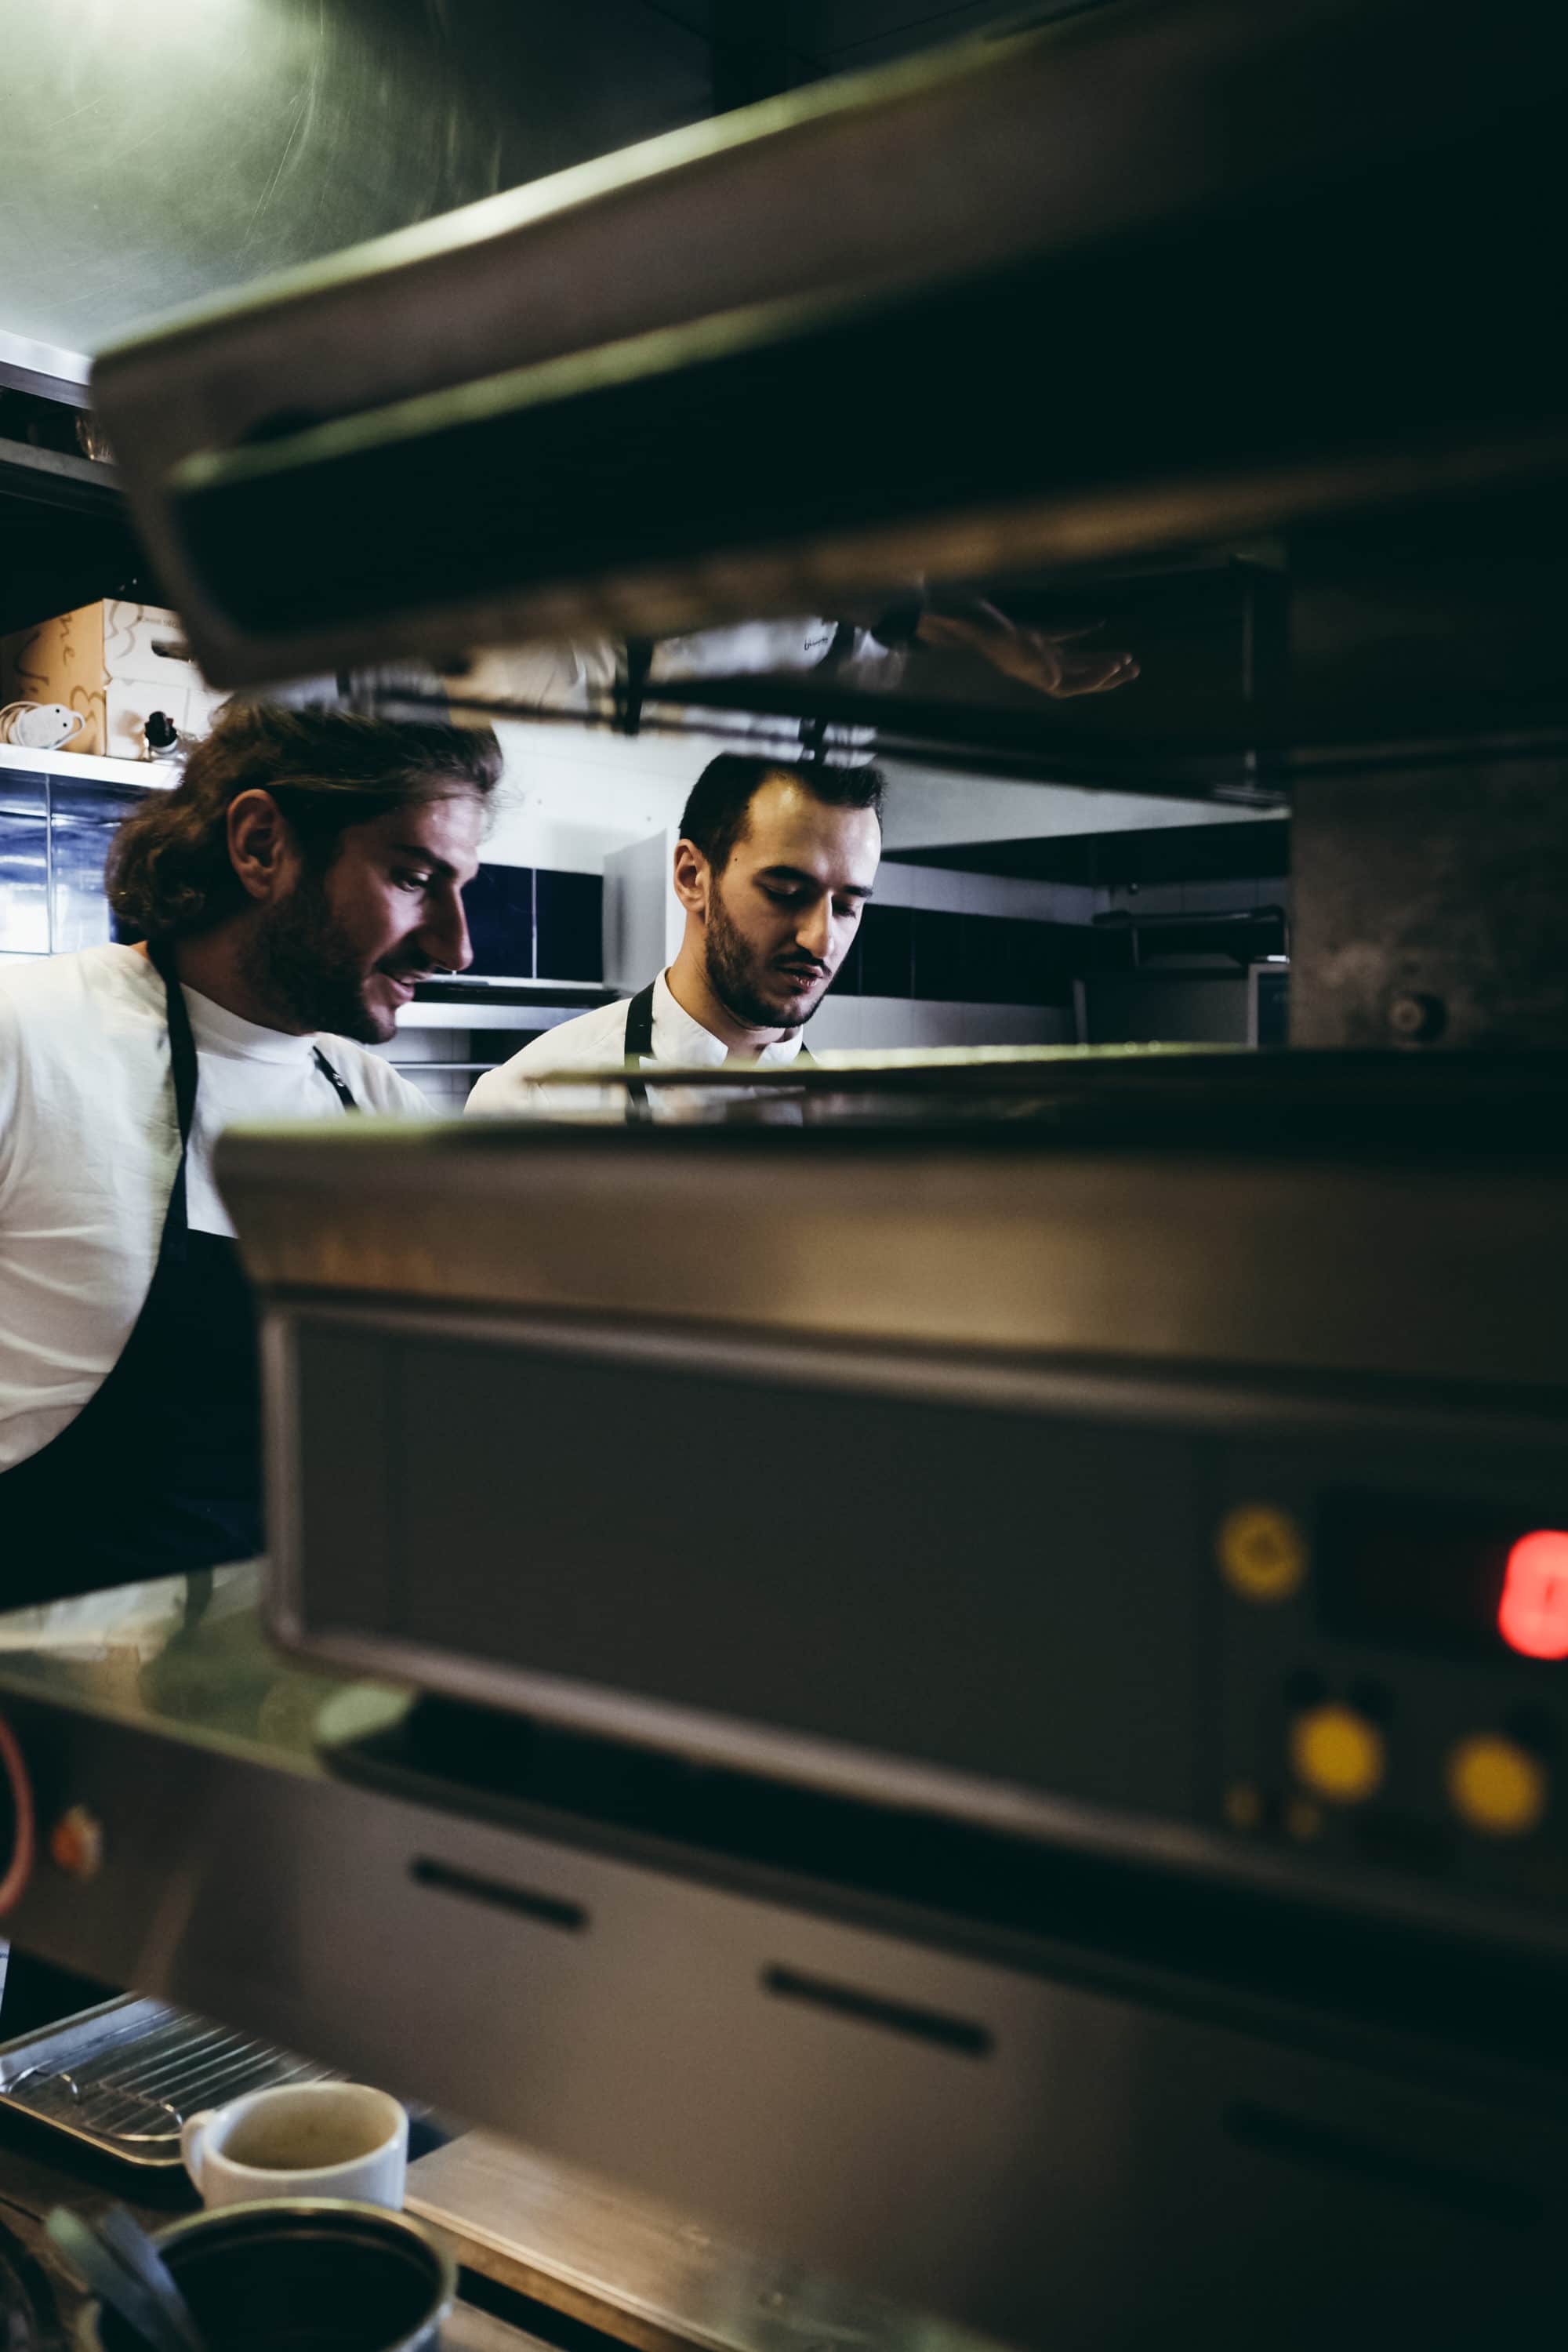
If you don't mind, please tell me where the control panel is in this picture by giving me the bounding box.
[1214,1450,1568,1909]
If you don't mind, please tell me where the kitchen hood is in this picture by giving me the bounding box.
[89,0,1568,695]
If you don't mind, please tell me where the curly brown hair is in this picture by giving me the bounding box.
[107,700,503,942]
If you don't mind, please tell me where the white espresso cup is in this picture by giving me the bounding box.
[180,2082,408,2210]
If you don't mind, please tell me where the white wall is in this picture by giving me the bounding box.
[482,720,732,873]
[877,761,1279,854]
[479,725,1276,878]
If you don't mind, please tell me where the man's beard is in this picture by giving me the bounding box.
[703,880,827,1033]
[240,866,388,1043]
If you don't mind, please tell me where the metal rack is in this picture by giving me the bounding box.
[0,1995,333,2169]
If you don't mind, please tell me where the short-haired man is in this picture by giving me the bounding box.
[468,753,881,1115]
[0,699,501,1604]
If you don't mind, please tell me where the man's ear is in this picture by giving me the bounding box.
[671,836,711,920]
[227,789,296,906]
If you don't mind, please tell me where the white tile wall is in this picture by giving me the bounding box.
[877,862,1095,925]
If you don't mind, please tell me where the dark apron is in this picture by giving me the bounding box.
[0,942,358,1608]
[620,978,813,1124]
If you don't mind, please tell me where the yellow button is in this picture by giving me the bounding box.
[1290,1704,1385,1804]
[1218,1504,1307,1602]
[1447,1736,1546,1838]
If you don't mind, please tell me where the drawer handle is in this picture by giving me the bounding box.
[411,1857,586,1934]
[763,1965,991,2057]
[1225,2102,1539,2226]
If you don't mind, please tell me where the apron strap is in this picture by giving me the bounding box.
[147,938,200,1265]
[312,1048,361,1112]
[623,978,813,1123]
[147,945,362,1249]
[622,981,657,1126]
[622,982,657,1062]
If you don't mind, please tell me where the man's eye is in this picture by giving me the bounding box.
[762,885,802,906]
[834,900,862,922]
[394,870,433,891]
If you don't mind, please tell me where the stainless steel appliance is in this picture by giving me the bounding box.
[5,1051,1563,2350]
[224,1057,1568,1886]
[4,4,1568,2347]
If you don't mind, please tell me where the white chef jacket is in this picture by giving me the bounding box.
[466,968,804,1117]
[0,943,426,1474]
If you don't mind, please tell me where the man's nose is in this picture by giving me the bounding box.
[423,886,474,974]
[795,899,833,963]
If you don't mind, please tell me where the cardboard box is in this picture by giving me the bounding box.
[1,600,221,759]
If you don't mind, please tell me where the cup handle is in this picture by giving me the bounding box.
[180,2109,213,2190]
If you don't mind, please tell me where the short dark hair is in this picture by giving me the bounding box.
[107,699,503,942]
[677,753,884,876]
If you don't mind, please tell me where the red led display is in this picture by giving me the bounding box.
[1317,1495,1568,1664]
[1497,1530,1568,1661]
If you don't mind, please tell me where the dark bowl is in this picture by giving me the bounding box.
[80,2199,456,2352]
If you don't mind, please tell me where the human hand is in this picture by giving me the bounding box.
[917,603,1139,698]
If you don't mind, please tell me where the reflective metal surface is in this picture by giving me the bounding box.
[0,1564,402,1761]
[216,1055,1568,1387]
[0,328,89,404]
[0,1,710,367]
[406,2130,1006,2352]
[0,1993,334,2169]
[3,1580,1566,2351]
[89,0,1568,691]
[0,436,143,641]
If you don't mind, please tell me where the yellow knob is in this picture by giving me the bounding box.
[1218,1504,1308,1602]
[1447,1737,1546,1838]
[1290,1704,1385,1804]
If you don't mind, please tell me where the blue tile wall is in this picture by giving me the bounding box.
[832,905,1079,1007]
[535,869,604,983]
[0,810,610,988]
[0,772,46,820]
[0,774,145,958]
[912,909,966,1001]
[853,902,913,997]
[459,863,605,982]
[0,808,49,953]
[463,863,535,978]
